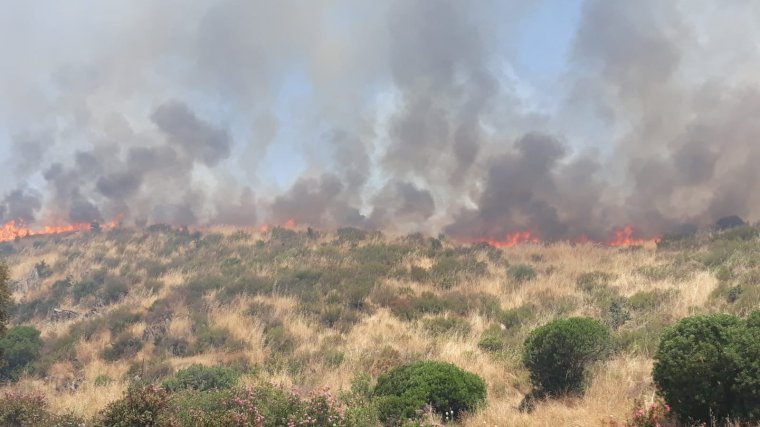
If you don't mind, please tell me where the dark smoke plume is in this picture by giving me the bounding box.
[0,0,759,239]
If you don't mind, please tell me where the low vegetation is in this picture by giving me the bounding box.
[0,223,758,425]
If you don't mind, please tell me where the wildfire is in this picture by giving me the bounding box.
[258,218,297,233]
[0,220,91,242]
[474,225,659,248]
[607,225,660,247]
[480,230,541,248]
[0,215,125,243]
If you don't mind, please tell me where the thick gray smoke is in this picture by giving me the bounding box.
[1,0,759,240]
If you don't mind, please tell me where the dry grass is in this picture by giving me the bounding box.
[0,227,733,425]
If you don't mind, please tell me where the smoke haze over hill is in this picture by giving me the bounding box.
[1,0,760,241]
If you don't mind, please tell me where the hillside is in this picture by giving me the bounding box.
[0,224,758,425]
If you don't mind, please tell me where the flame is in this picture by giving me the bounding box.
[0,216,124,243]
[258,218,297,233]
[472,226,659,248]
[607,225,660,247]
[0,220,91,242]
[480,230,541,248]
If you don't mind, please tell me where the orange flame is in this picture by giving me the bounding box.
[0,216,124,243]
[481,230,541,248]
[0,220,91,242]
[607,225,660,247]
[258,218,297,233]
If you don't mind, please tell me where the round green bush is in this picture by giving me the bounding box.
[373,360,486,424]
[653,312,760,424]
[652,313,742,423]
[522,317,610,397]
[0,326,43,380]
[162,364,239,392]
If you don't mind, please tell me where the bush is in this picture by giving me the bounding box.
[477,325,505,353]
[507,264,537,284]
[72,280,99,302]
[373,360,486,424]
[0,391,84,427]
[0,326,43,380]
[162,364,240,392]
[652,313,760,424]
[101,334,143,361]
[97,384,171,427]
[523,317,611,397]
[500,304,536,329]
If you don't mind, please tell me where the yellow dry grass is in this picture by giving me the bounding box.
[1,229,723,425]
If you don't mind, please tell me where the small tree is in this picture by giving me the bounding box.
[0,326,43,380]
[373,360,486,424]
[523,317,611,397]
[653,312,760,424]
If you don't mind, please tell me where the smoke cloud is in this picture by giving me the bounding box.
[1,0,759,240]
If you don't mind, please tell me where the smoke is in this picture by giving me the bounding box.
[1,0,759,239]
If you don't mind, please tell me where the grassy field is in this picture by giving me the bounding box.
[1,224,758,425]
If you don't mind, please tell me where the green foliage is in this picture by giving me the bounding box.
[652,313,760,424]
[162,364,240,392]
[627,289,675,312]
[429,253,487,288]
[0,326,43,380]
[0,391,84,427]
[499,304,536,329]
[71,280,99,303]
[422,316,471,336]
[96,384,171,427]
[478,325,505,353]
[507,264,537,284]
[523,317,611,397]
[373,360,487,424]
[100,334,143,362]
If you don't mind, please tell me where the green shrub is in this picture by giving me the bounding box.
[72,280,99,302]
[373,360,486,424]
[733,312,760,421]
[422,316,471,336]
[477,325,505,352]
[96,384,171,427]
[264,325,296,355]
[499,304,536,329]
[101,334,143,362]
[0,391,84,427]
[507,264,537,284]
[0,326,43,380]
[523,317,611,397]
[652,313,760,424]
[162,364,239,392]
[627,289,675,312]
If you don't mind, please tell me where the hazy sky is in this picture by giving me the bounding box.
[1,1,759,240]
